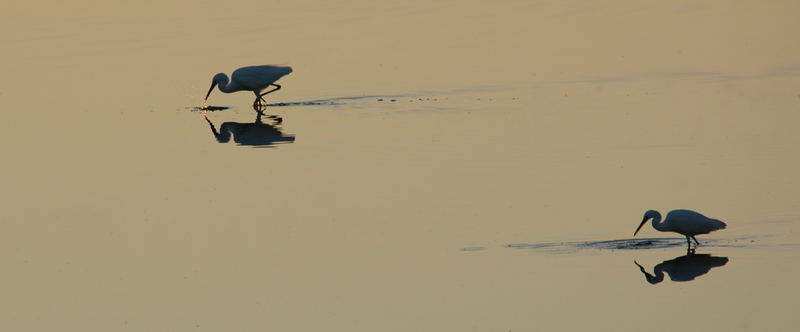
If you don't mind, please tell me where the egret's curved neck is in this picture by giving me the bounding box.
[205,116,232,143]
[215,123,235,142]
[216,75,239,93]
[651,212,670,232]
[637,262,665,284]
[646,265,665,284]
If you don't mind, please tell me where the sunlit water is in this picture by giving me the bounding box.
[2,1,800,331]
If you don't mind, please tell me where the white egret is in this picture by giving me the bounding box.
[204,65,293,110]
[633,209,727,251]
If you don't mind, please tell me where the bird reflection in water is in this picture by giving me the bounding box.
[634,253,729,284]
[203,112,295,147]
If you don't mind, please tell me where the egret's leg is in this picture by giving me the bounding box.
[253,98,266,112]
[250,84,282,114]
[253,102,266,115]
[685,236,692,250]
[258,84,282,102]
[691,236,700,246]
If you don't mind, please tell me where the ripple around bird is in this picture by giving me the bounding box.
[189,106,230,112]
[187,88,506,112]
[502,235,770,254]
[187,95,414,112]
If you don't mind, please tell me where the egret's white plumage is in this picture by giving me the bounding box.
[634,209,727,250]
[204,65,293,109]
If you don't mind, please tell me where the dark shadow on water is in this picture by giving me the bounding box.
[265,87,506,108]
[190,105,230,112]
[506,238,692,253]
[186,95,417,111]
[265,94,418,107]
[203,112,295,148]
[505,235,767,254]
[190,86,510,113]
[458,246,488,252]
[634,253,729,284]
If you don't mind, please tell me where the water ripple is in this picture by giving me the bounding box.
[503,235,769,254]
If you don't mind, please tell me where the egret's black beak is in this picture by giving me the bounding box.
[633,217,649,236]
[204,82,217,101]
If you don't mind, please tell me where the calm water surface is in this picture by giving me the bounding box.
[3,1,800,331]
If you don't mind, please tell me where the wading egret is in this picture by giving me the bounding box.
[204,65,293,109]
[633,209,727,251]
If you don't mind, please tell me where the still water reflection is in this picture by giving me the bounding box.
[203,113,295,147]
[634,253,729,284]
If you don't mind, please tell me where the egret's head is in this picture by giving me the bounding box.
[205,73,228,101]
[634,210,659,236]
[212,73,227,83]
[642,210,659,221]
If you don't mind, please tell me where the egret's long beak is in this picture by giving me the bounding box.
[204,82,217,101]
[633,217,649,236]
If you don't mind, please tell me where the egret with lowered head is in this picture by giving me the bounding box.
[634,209,727,251]
[204,65,293,110]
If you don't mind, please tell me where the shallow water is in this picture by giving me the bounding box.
[3,1,800,331]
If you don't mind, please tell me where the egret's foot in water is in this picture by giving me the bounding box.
[253,98,269,112]
[684,236,698,254]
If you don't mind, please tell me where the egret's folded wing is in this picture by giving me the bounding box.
[232,65,292,90]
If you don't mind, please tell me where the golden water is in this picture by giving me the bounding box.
[2,1,799,331]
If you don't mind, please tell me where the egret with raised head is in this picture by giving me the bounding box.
[204,65,293,110]
[633,209,727,251]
